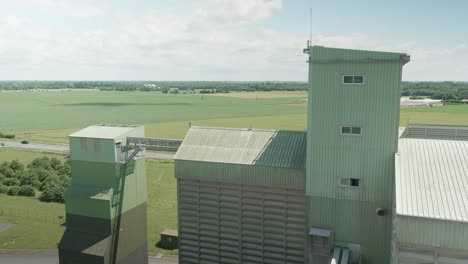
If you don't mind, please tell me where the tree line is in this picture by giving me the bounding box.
[1,81,468,99]
[0,157,70,203]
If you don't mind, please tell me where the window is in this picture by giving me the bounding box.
[343,75,365,84]
[339,178,360,187]
[341,126,361,135]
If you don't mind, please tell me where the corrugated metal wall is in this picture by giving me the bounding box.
[178,179,307,264]
[175,160,305,190]
[396,216,468,250]
[306,47,407,263]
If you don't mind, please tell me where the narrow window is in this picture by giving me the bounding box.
[351,127,361,135]
[339,178,360,188]
[350,178,360,187]
[343,75,365,85]
[343,75,354,84]
[341,126,361,135]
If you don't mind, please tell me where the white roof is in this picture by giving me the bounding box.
[69,124,141,139]
[396,135,468,223]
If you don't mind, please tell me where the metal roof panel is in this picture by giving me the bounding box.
[174,127,306,169]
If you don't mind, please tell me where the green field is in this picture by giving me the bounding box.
[3,91,468,144]
[0,91,307,133]
[0,149,178,255]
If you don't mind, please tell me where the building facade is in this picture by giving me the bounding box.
[306,46,410,263]
[175,46,468,264]
[174,127,308,264]
[59,125,148,264]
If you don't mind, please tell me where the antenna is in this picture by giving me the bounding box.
[309,8,312,43]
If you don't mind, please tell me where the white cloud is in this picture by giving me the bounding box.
[10,0,105,20]
[0,0,467,81]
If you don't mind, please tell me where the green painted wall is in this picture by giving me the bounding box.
[65,125,147,220]
[306,46,409,263]
[175,160,305,190]
[396,216,468,251]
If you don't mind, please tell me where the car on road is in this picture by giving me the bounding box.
[21,140,30,144]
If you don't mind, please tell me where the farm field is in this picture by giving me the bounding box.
[0,91,307,133]
[0,149,178,255]
[2,90,468,144]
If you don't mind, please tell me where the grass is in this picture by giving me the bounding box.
[400,105,468,126]
[1,91,306,133]
[0,149,179,255]
[0,148,65,163]
[207,90,308,98]
[13,113,308,143]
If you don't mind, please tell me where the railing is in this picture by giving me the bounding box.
[406,125,468,139]
[127,137,182,153]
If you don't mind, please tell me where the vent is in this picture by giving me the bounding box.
[406,125,468,139]
[310,228,332,256]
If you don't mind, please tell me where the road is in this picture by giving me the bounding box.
[0,252,178,264]
[0,141,175,160]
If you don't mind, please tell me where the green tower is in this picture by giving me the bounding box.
[59,125,148,264]
[306,46,410,263]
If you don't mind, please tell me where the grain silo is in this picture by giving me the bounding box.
[59,125,148,264]
[174,127,307,263]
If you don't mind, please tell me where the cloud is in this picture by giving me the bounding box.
[8,0,105,20]
[0,0,467,81]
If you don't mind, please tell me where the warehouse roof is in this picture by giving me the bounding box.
[174,127,306,169]
[70,124,141,139]
[396,127,468,223]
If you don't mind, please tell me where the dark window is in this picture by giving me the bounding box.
[343,75,365,84]
[350,178,360,187]
[339,178,360,188]
[351,127,361,135]
[353,76,364,83]
[341,126,361,135]
[343,75,354,83]
[341,126,352,134]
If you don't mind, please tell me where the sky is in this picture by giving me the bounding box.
[0,0,467,81]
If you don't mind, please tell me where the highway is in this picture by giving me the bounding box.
[0,141,175,160]
[0,251,178,264]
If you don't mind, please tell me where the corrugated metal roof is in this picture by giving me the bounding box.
[396,135,468,223]
[70,124,141,139]
[174,126,306,169]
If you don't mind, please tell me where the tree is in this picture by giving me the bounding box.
[29,157,51,170]
[7,186,20,196]
[19,185,36,197]
[50,157,62,170]
[40,174,68,203]
[9,159,24,172]
[2,178,20,186]
[40,182,65,203]
[19,171,39,186]
[0,185,9,194]
[0,164,14,178]
[32,169,53,183]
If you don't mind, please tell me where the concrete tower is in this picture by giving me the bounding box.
[305,46,410,263]
[59,125,148,264]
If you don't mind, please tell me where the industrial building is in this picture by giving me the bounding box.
[59,125,148,264]
[174,46,468,263]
